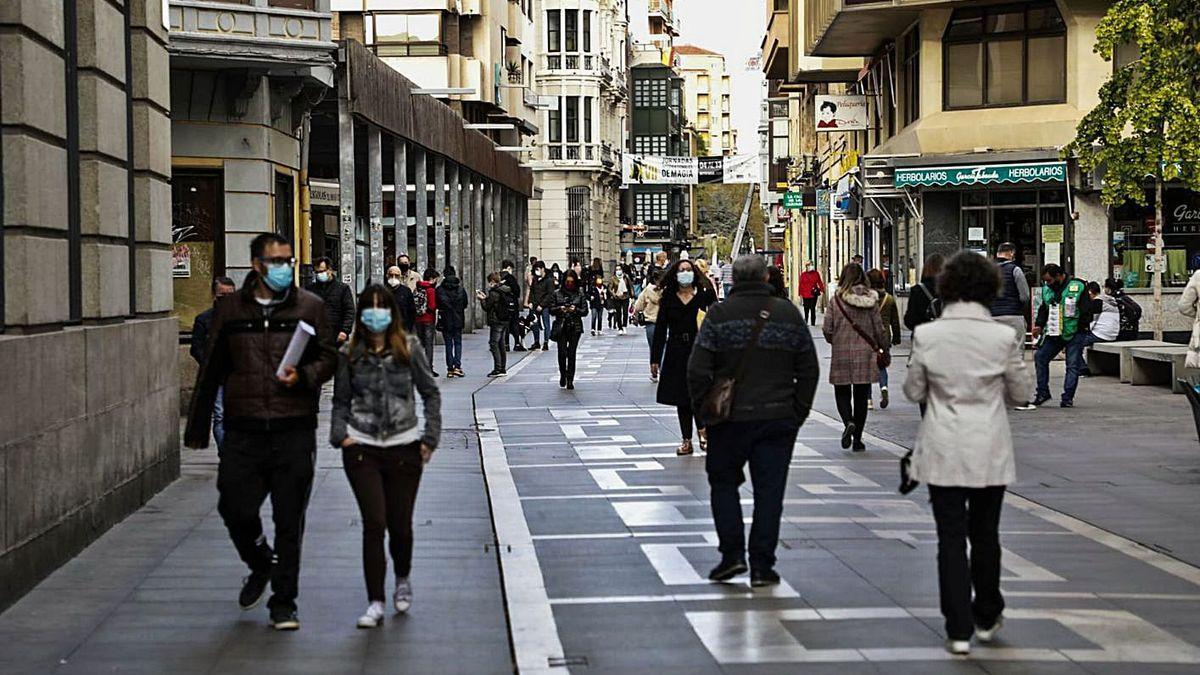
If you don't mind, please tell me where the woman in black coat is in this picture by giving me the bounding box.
[904,253,945,332]
[550,269,589,390]
[651,259,717,455]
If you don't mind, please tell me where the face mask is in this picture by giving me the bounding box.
[616,270,623,277]
[565,280,577,290]
[386,277,401,288]
[399,263,410,273]
[263,263,293,292]
[315,271,331,283]
[361,307,392,334]
[677,271,694,286]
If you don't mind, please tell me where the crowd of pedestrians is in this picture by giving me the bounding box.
[186,233,1161,657]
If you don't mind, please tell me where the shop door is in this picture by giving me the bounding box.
[991,208,1040,278]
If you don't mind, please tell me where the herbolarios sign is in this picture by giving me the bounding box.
[894,161,1067,188]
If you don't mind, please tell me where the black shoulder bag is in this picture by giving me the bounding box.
[700,305,771,426]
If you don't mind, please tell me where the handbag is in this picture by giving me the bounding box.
[898,449,919,494]
[700,304,772,426]
[835,296,892,369]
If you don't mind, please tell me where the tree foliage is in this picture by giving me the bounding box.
[1066,0,1200,207]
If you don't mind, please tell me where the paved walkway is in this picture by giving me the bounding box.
[0,332,525,674]
[481,325,1200,673]
[3,321,1200,674]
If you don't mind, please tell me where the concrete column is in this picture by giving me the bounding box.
[393,138,408,261]
[434,155,446,272]
[367,126,384,285]
[458,169,473,330]
[448,163,462,278]
[489,184,501,276]
[472,175,485,329]
[414,146,428,272]
[337,96,356,289]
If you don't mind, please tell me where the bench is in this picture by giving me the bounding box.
[1129,346,1198,393]
[1087,340,1175,382]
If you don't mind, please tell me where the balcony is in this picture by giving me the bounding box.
[648,0,678,36]
[761,7,790,81]
[168,0,335,82]
[542,53,604,75]
[804,0,939,57]
[543,143,605,166]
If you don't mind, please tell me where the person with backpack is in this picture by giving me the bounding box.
[413,269,440,377]
[867,269,902,409]
[528,261,556,352]
[1108,278,1142,340]
[588,275,609,336]
[477,273,515,377]
[905,253,945,332]
[823,263,887,452]
[1032,264,1094,408]
[436,266,469,378]
[500,260,524,351]
[550,269,589,389]
[331,284,440,629]
[990,244,1036,411]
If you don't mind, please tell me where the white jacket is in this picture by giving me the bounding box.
[903,302,1031,488]
[1179,270,1200,368]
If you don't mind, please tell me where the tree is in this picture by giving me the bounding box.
[1066,0,1200,339]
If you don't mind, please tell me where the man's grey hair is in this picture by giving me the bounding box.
[732,255,768,283]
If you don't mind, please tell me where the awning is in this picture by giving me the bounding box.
[894,161,1067,188]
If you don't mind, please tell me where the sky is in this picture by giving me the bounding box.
[627,0,767,157]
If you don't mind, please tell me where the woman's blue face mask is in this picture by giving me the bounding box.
[361,307,393,334]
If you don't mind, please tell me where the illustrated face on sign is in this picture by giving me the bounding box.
[818,102,837,126]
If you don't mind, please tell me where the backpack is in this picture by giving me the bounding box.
[495,289,517,321]
[917,282,942,322]
[413,286,429,316]
[1115,293,1142,333]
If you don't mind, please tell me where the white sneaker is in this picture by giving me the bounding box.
[619,328,626,335]
[1013,402,1037,411]
[946,640,971,655]
[975,616,1003,642]
[356,602,385,628]
[394,577,413,613]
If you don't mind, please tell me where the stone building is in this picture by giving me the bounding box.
[168,0,336,335]
[529,0,629,267]
[0,0,176,607]
[675,44,736,157]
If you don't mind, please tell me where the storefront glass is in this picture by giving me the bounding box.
[171,171,225,333]
[959,187,1066,281]
[1112,188,1200,288]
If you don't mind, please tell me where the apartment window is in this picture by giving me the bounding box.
[633,135,668,155]
[568,187,591,264]
[942,1,1066,109]
[583,11,592,52]
[372,13,443,56]
[902,27,920,126]
[584,97,593,143]
[547,10,561,52]
[636,192,669,223]
[634,79,668,107]
[549,99,562,143]
[565,10,578,52]
[697,112,710,129]
[697,93,709,110]
[698,74,709,91]
[565,96,579,143]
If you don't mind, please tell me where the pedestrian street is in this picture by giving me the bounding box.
[478,331,1200,674]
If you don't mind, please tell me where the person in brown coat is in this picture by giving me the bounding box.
[823,263,887,451]
[868,268,903,409]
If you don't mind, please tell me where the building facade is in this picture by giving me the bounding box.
[528,0,628,268]
[763,1,1188,334]
[168,0,336,335]
[1,0,177,607]
[676,45,736,156]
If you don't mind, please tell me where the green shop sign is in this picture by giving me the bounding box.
[783,191,804,209]
[894,161,1067,188]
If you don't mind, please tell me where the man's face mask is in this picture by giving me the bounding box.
[399,261,411,272]
[263,261,293,292]
[387,277,401,288]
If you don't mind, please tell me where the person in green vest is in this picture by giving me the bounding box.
[1032,264,1094,408]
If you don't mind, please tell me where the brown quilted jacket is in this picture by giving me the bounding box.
[185,281,338,446]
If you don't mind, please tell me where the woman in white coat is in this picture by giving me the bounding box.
[903,251,1031,656]
[1179,269,1200,369]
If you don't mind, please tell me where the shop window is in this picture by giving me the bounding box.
[172,170,226,333]
[1112,189,1200,288]
[942,1,1066,109]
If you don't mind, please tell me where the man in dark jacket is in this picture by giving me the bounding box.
[500,260,523,351]
[386,265,417,331]
[687,255,819,587]
[477,273,514,376]
[436,266,469,377]
[528,261,556,352]
[185,233,338,631]
[305,256,356,343]
[990,243,1035,411]
[190,276,237,451]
